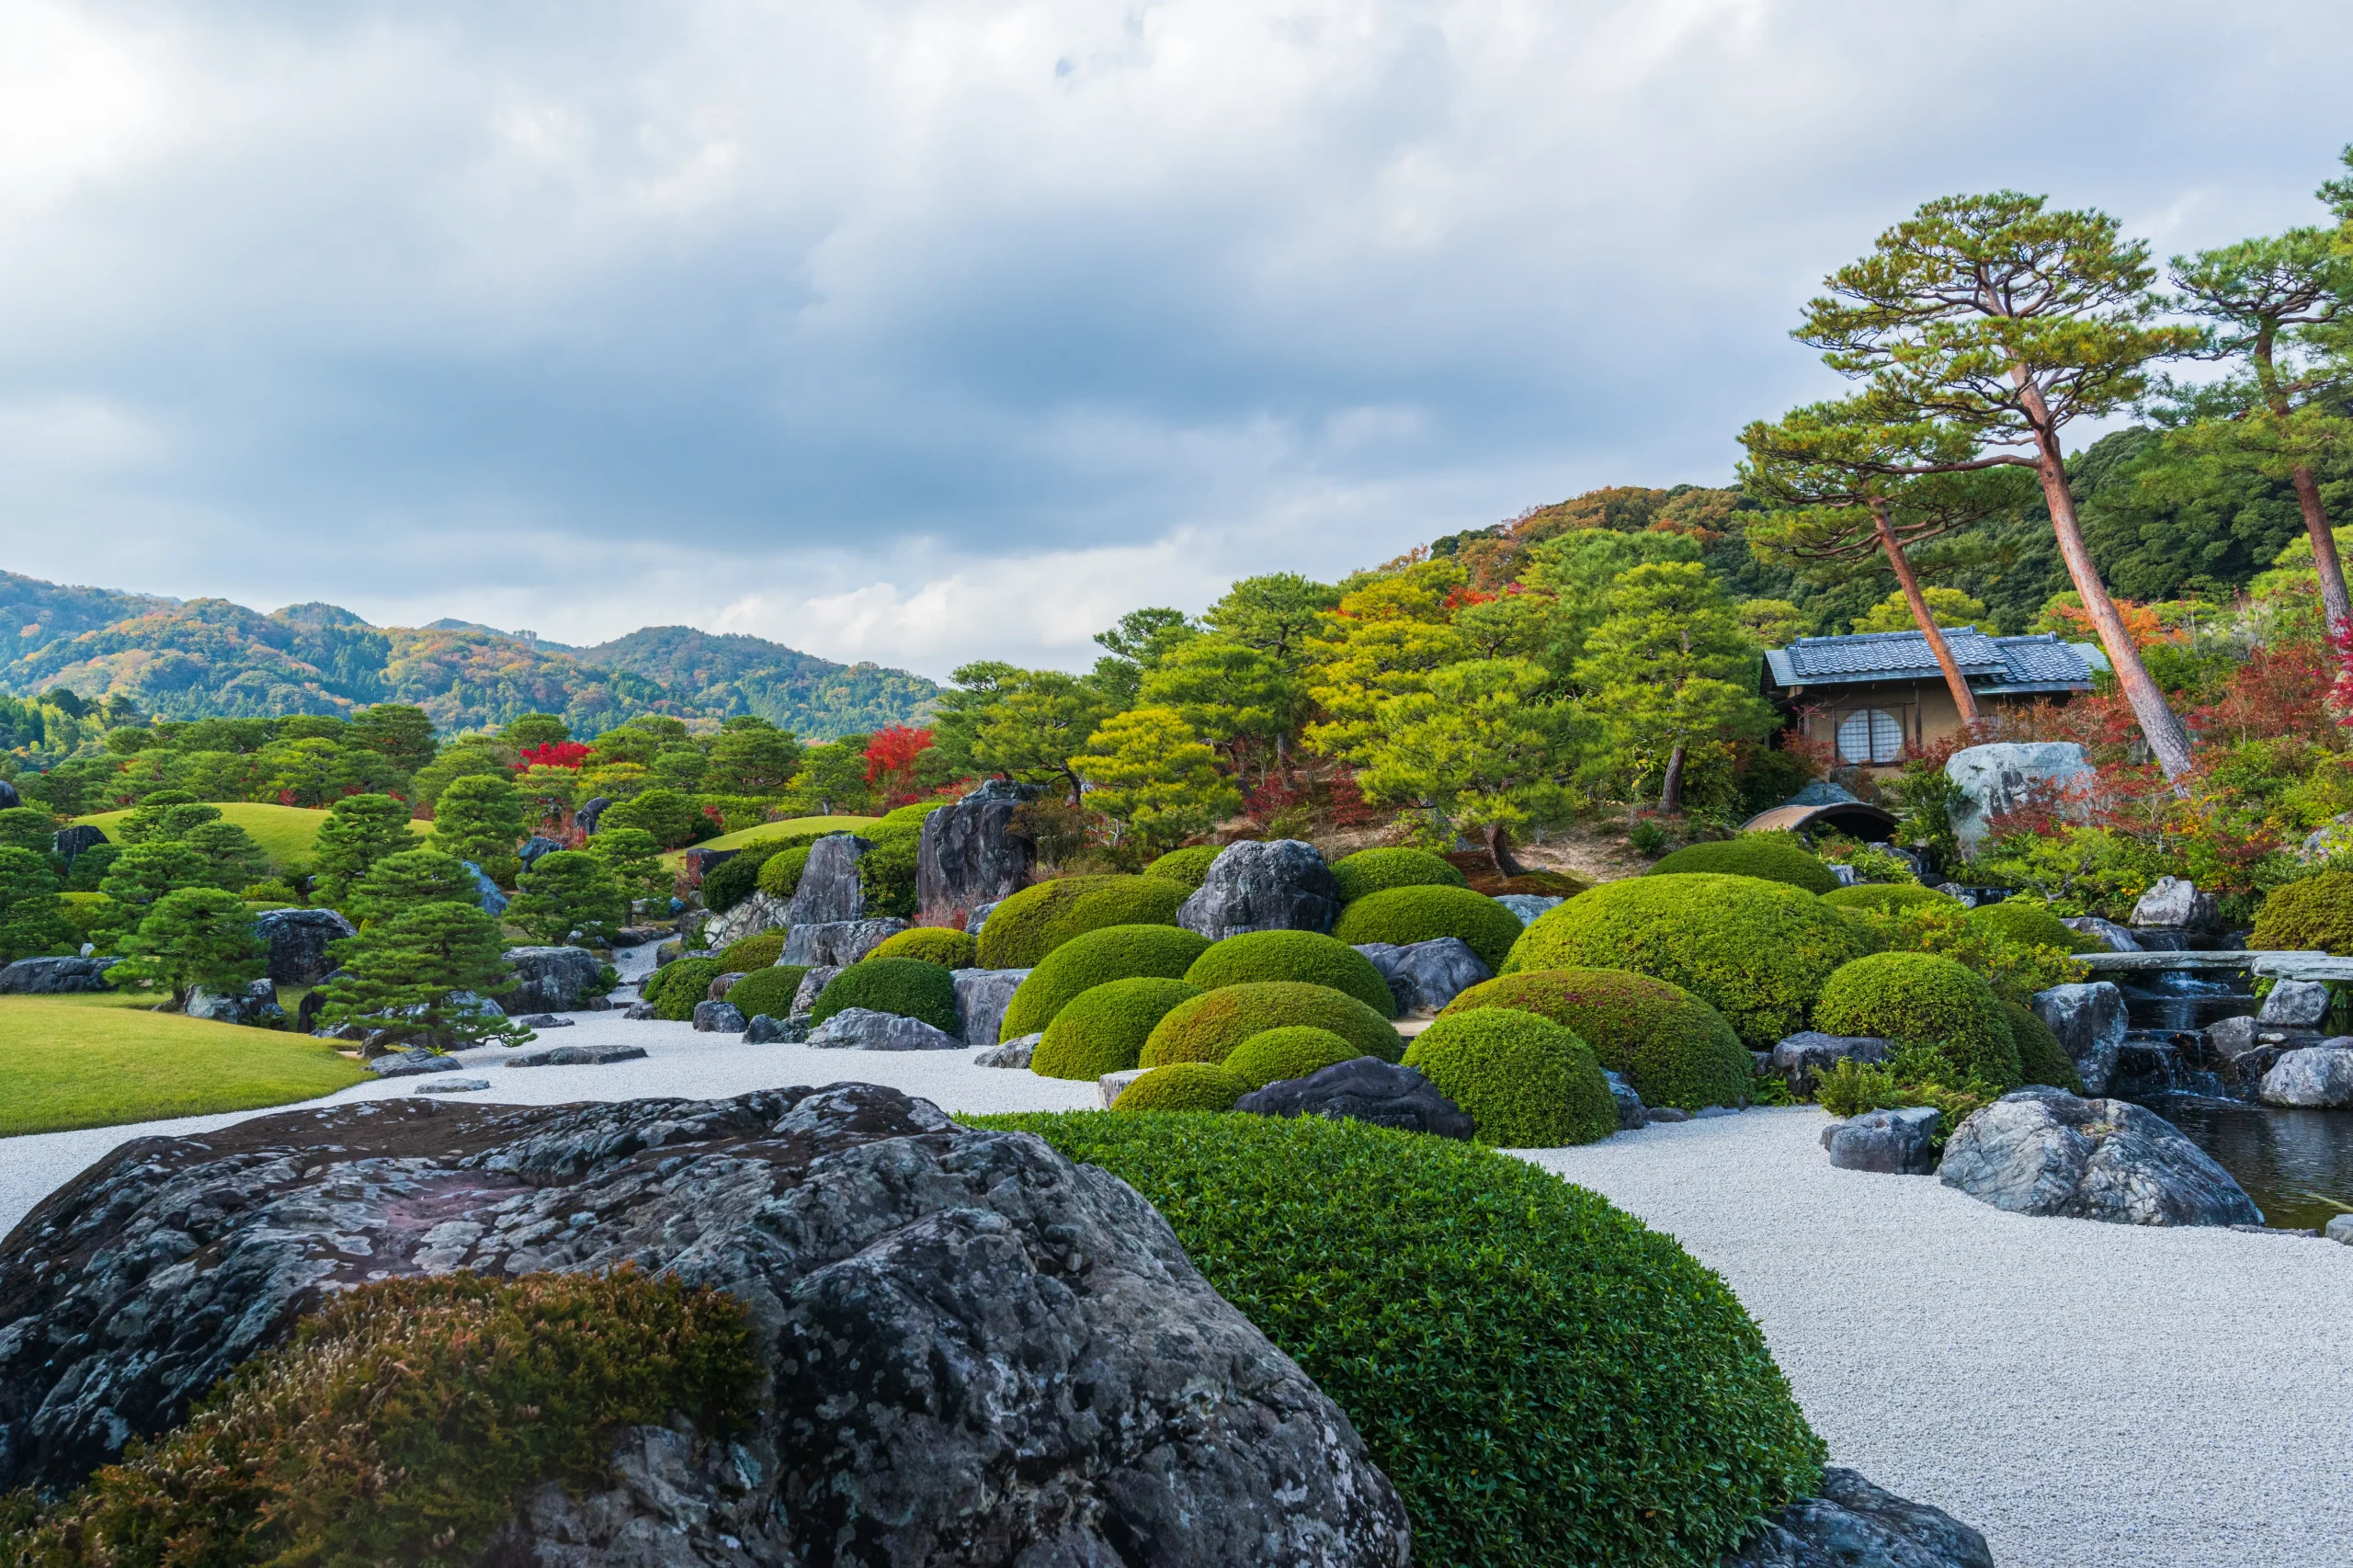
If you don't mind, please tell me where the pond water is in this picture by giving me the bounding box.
[2135,1096,2353,1233]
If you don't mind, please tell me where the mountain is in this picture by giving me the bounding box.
[0,571,938,740]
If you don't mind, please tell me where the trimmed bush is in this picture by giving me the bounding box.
[1439,968,1751,1112]
[697,842,782,915]
[2249,869,2353,954]
[725,965,809,1020]
[975,874,1189,969]
[716,931,787,970]
[1224,1026,1362,1090]
[645,956,728,1021]
[1506,874,1868,1049]
[809,955,961,1033]
[1110,1062,1249,1112]
[1182,929,1397,1017]
[2003,998,2084,1093]
[1143,982,1404,1067]
[755,844,813,900]
[1000,923,1212,1038]
[1030,977,1205,1080]
[1813,951,2020,1087]
[1968,898,2103,954]
[1647,833,1841,895]
[1329,884,1524,971]
[1331,846,1466,904]
[1403,1009,1617,1148]
[870,926,979,969]
[1142,845,1222,889]
[1820,883,1959,915]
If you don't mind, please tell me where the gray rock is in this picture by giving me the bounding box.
[1603,1069,1649,1131]
[1768,1032,1893,1096]
[708,971,748,1001]
[622,1000,658,1020]
[743,1013,803,1044]
[693,1000,748,1033]
[0,778,17,809]
[574,795,614,834]
[2061,915,2139,952]
[296,976,337,1034]
[1693,1105,1742,1119]
[701,890,790,949]
[916,778,1040,925]
[2258,1043,2353,1108]
[1944,742,2094,855]
[1178,839,1339,939]
[1493,893,1564,926]
[1822,1106,1941,1176]
[973,1032,1040,1068]
[1099,1068,1147,1108]
[460,859,508,916]
[791,965,840,1014]
[517,835,566,870]
[783,833,871,926]
[2029,981,2129,1096]
[414,1077,492,1094]
[952,966,1031,1048]
[2258,979,2334,1028]
[779,916,907,968]
[1647,1107,1692,1123]
[503,945,607,1012]
[185,979,285,1028]
[2326,1214,2353,1245]
[0,956,111,995]
[514,1013,575,1028]
[252,907,355,987]
[1938,1087,2262,1226]
[2131,874,2218,931]
[1233,1057,1476,1140]
[805,1006,965,1051]
[506,1042,651,1067]
[1351,937,1491,1016]
[2299,812,2353,863]
[965,899,1000,935]
[1827,864,1861,887]
[681,846,737,886]
[1723,1465,1993,1567]
[0,1086,1414,1557]
[1785,779,1859,808]
[367,1047,461,1077]
[51,824,108,865]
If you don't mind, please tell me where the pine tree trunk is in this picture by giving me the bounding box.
[1483,823,1525,879]
[1871,499,1981,725]
[1659,745,1688,814]
[2290,462,2352,638]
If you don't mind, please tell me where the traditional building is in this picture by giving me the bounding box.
[1759,628,2107,767]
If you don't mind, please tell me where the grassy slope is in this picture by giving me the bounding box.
[73,804,433,871]
[0,995,371,1137]
[660,815,881,868]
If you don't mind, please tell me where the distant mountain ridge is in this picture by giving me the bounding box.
[0,570,937,740]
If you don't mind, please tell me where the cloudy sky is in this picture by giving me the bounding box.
[1,1,2347,678]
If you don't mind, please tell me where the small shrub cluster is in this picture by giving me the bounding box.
[2247,868,2353,955]
[1833,900,2088,1006]
[725,964,809,1020]
[1029,976,1204,1079]
[1330,846,1465,903]
[1111,1062,1250,1111]
[1223,1025,1362,1089]
[810,955,961,1033]
[1182,929,1397,1017]
[1819,883,1956,915]
[642,956,729,1021]
[1813,951,2021,1089]
[755,844,815,900]
[1440,968,1751,1112]
[870,926,979,969]
[1967,898,2102,955]
[975,874,1188,969]
[1329,883,1524,971]
[1142,981,1403,1068]
[1402,1009,1617,1148]
[715,931,787,970]
[1142,844,1223,888]
[695,844,777,915]
[1001,924,1213,1038]
[1647,833,1841,895]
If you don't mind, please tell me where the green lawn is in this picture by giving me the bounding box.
[661,814,881,868]
[74,802,433,872]
[0,996,372,1138]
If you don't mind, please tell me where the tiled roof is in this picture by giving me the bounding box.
[1763,629,2096,692]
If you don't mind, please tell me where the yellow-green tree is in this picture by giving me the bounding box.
[1853,586,1990,633]
[1574,563,1776,814]
[1302,562,1465,762]
[1072,708,1240,854]
[1356,658,1581,874]
[1138,637,1302,778]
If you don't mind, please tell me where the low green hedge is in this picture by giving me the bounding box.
[1029,976,1204,1080]
[1506,874,1867,1049]
[869,926,979,969]
[715,931,787,970]
[1001,924,1214,1039]
[1819,883,1958,915]
[1439,968,1751,1112]
[2002,999,2083,1093]
[1402,1009,1617,1148]
[2249,869,2353,955]
[1142,845,1223,889]
[645,956,728,1021]
[755,845,813,900]
[1967,898,2102,954]
[1331,846,1466,904]
[1111,1062,1250,1111]
[809,956,961,1034]
[697,844,780,914]
[725,965,809,1020]
[975,1112,1823,1567]
[1142,982,1403,1067]
[1182,929,1397,1017]
[1647,833,1840,895]
[1224,1025,1363,1090]
[975,875,1189,969]
[1330,884,1524,971]
[1813,951,2020,1088]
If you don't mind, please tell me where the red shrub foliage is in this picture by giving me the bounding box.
[863,725,936,806]
[520,741,593,769]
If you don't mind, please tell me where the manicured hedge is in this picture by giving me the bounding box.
[974,874,1189,969]
[755,845,813,899]
[1647,833,1841,895]
[1967,898,2103,955]
[716,931,787,970]
[644,956,728,1021]
[1029,976,1204,1080]
[869,926,979,969]
[1439,968,1751,1112]
[1506,874,1867,1049]
[1813,951,2020,1088]
[1819,883,1958,915]
[725,965,809,1020]
[1001,924,1213,1039]
[2002,998,2083,1094]
[2249,869,2353,955]
[698,843,780,914]
[1331,846,1466,904]
[1182,929,1398,1017]
[1111,1062,1251,1111]
[976,1111,1823,1567]
[1330,884,1524,971]
[1142,845,1223,889]
[1224,1026,1363,1090]
[1142,982,1403,1067]
[809,956,961,1034]
[1402,1009,1617,1148]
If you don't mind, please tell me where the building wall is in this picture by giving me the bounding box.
[1790,679,2052,768]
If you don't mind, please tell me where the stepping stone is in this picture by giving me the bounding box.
[414,1078,493,1095]
[367,1048,460,1077]
[506,1043,651,1068]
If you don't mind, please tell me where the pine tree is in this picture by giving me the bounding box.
[316,902,528,1050]
[347,848,480,924]
[430,773,525,880]
[1357,658,1581,875]
[313,792,422,906]
[1070,708,1240,853]
[584,826,673,910]
[506,851,627,944]
[1574,563,1777,814]
[0,846,74,963]
[110,888,267,1008]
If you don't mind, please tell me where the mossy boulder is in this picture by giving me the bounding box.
[1440,967,1752,1112]
[1112,1062,1250,1112]
[1001,924,1213,1039]
[1142,982,1403,1068]
[1813,951,2021,1087]
[1183,929,1397,1017]
[1647,833,1841,895]
[1142,845,1223,889]
[1330,847,1466,904]
[1223,1026,1365,1090]
[2249,869,2353,955]
[974,875,1188,969]
[869,926,980,969]
[725,965,809,1020]
[1330,884,1524,971]
[809,956,961,1035]
[1401,1009,1618,1148]
[1029,976,1203,1081]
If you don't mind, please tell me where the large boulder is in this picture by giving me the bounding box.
[703,890,790,949]
[1937,1087,2262,1226]
[2257,1042,2353,1108]
[184,979,285,1028]
[2131,875,2217,932]
[460,859,509,916]
[784,834,871,926]
[804,1006,965,1051]
[254,907,356,986]
[1768,1032,1892,1096]
[1726,1466,1993,1567]
[517,835,567,870]
[51,824,107,866]
[779,916,906,968]
[503,945,606,1012]
[1351,937,1492,1016]
[916,778,1040,924]
[574,795,614,835]
[2060,915,2138,952]
[1821,1107,1941,1176]
[1232,1057,1474,1139]
[2029,981,2128,1096]
[2257,979,2334,1029]
[952,966,1031,1049]
[1943,742,2094,856]
[0,778,17,809]
[0,1085,1413,1562]
[1178,839,1339,940]
[0,956,111,995]
[693,1000,748,1033]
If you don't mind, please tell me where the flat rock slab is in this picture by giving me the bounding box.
[413,1077,493,1095]
[506,1042,651,1068]
[803,1006,963,1051]
[365,1048,462,1077]
[514,1014,576,1029]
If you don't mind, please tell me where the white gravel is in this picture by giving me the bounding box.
[1524,1108,2353,1568]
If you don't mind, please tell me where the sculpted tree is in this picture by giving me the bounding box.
[506,850,627,946]
[110,888,267,1009]
[1070,708,1240,854]
[1574,563,1776,814]
[317,902,529,1051]
[1355,657,1580,875]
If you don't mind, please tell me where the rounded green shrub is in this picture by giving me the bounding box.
[974,874,1189,969]
[1813,951,2020,1087]
[1142,981,1403,1067]
[1440,968,1751,1112]
[1331,846,1466,904]
[1142,845,1223,889]
[1647,833,1841,895]
[975,1112,1825,1568]
[1001,924,1214,1038]
[1968,898,2102,954]
[1403,1009,1617,1148]
[695,845,779,915]
[1506,874,1867,1049]
[2002,999,2083,1093]
[1820,883,1959,915]
[716,931,786,970]
[876,799,953,831]
[755,845,813,900]
[1111,1062,1249,1112]
[1029,977,1204,1080]
[1329,884,1524,971]
[809,956,961,1034]
[1224,1026,1362,1090]
[870,926,979,969]
[645,956,728,1021]
[725,965,809,1020]
[1183,929,1397,1017]
[2249,869,2353,954]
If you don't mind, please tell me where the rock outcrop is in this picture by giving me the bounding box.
[50,824,107,866]
[1232,1058,1474,1139]
[1937,1087,2262,1226]
[2257,1042,2353,1108]
[461,859,509,916]
[0,1085,1413,1564]
[184,978,285,1028]
[916,778,1040,924]
[952,966,1031,1049]
[0,956,112,995]
[804,1006,965,1051]
[1725,1466,1994,1567]
[253,907,357,987]
[1352,937,1491,1017]
[1178,839,1339,940]
[702,890,790,949]
[2029,981,2128,1096]
[1821,1107,1940,1176]
[2060,915,2138,952]
[1768,1032,1892,1096]
[502,945,607,1012]
[779,916,906,968]
[1943,742,2094,856]
[2131,875,2218,932]
[783,834,870,926]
